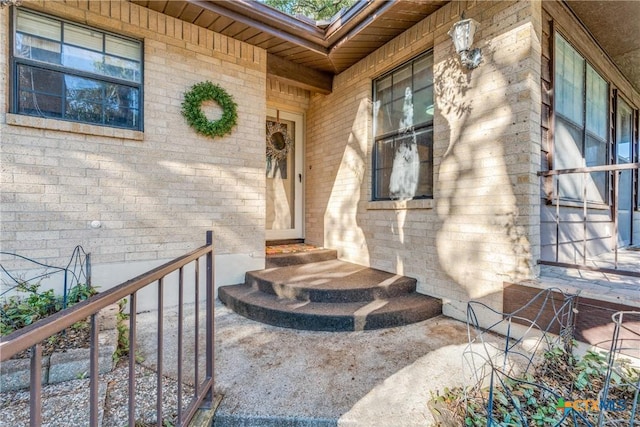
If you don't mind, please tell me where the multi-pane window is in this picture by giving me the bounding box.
[554,33,608,202]
[372,52,434,201]
[12,9,142,130]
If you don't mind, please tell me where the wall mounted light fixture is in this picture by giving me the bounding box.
[0,0,22,7]
[448,15,482,70]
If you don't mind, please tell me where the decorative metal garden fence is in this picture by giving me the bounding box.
[1,246,92,334]
[463,288,639,426]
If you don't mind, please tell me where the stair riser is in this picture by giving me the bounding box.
[265,249,338,268]
[245,273,417,303]
[219,288,354,331]
[218,287,443,332]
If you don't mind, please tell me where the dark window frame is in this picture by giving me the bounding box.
[553,32,610,205]
[10,8,144,131]
[372,51,434,201]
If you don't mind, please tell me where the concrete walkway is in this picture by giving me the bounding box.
[150,301,478,427]
[1,301,482,426]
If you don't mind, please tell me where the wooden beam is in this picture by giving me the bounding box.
[267,53,333,95]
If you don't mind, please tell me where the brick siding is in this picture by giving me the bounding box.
[305,0,543,321]
[0,0,267,282]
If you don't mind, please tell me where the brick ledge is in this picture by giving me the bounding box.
[6,114,144,141]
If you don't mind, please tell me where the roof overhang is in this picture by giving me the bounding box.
[131,1,640,96]
[129,0,446,93]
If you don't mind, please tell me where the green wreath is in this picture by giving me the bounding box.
[181,81,238,138]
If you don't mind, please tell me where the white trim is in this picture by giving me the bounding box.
[265,108,304,240]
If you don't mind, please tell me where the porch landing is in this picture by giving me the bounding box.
[533,248,640,308]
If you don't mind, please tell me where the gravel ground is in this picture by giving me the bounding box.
[0,360,194,427]
[102,361,194,426]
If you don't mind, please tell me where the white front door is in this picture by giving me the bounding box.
[265,109,304,240]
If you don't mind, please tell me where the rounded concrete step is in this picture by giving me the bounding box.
[265,248,338,268]
[218,284,442,331]
[247,260,417,303]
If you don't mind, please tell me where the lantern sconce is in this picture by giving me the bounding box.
[448,13,482,70]
[0,0,22,7]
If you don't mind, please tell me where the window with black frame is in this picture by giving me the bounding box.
[11,9,143,130]
[372,52,434,201]
[554,33,608,203]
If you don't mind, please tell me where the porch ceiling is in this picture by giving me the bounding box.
[565,0,640,94]
[130,1,640,96]
[129,0,446,92]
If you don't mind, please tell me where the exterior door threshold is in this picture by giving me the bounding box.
[266,238,304,246]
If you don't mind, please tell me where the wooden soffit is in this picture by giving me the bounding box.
[129,0,447,94]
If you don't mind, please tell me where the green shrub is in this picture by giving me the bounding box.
[0,281,97,335]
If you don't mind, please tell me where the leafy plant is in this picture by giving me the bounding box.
[112,298,144,364]
[1,281,97,335]
[67,282,97,305]
[429,345,639,426]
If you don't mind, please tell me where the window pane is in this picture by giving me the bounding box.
[414,128,433,198]
[555,117,583,169]
[375,128,433,200]
[585,135,607,203]
[64,76,140,128]
[374,75,392,137]
[413,55,433,90]
[15,34,61,64]
[17,66,64,118]
[555,34,584,124]
[413,86,434,127]
[104,84,140,128]
[104,55,141,82]
[586,66,607,139]
[106,35,141,61]
[585,135,607,167]
[17,10,60,41]
[555,117,584,200]
[374,138,395,200]
[65,75,104,124]
[64,23,103,51]
[616,99,633,163]
[392,66,412,101]
[62,45,104,75]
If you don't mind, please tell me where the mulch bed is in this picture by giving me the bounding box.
[12,319,92,360]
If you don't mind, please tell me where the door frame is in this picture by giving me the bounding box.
[265,107,304,241]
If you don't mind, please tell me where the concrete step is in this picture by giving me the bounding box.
[265,248,337,268]
[247,260,417,303]
[218,283,441,331]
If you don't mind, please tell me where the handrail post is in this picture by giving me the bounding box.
[29,344,42,427]
[205,230,214,406]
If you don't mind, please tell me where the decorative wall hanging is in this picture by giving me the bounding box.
[181,81,237,138]
[266,120,292,162]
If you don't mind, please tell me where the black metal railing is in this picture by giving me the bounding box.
[0,231,215,426]
[538,163,640,277]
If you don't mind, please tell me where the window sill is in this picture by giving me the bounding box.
[5,114,144,141]
[366,199,434,210]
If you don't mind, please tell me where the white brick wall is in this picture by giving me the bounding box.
[1,0,267,289]
[306,0,542,323]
